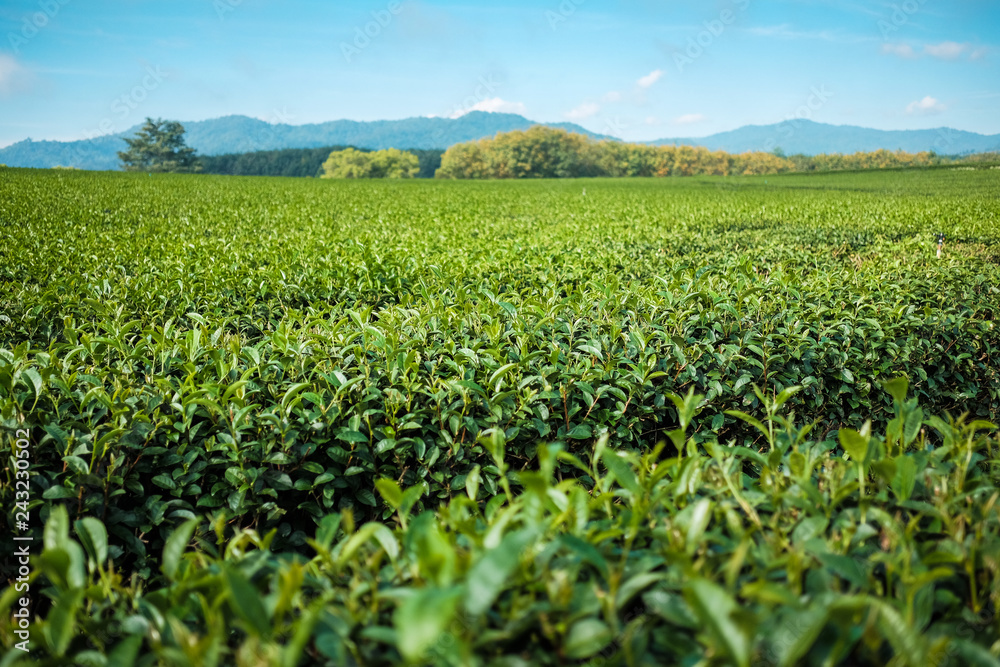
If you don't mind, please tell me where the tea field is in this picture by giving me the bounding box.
[2,167,1000,665]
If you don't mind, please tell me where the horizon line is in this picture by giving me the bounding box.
[1,112,997,152]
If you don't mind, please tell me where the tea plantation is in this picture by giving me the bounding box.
[2,167,1000,665]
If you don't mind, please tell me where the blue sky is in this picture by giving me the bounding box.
[0,0,997,147]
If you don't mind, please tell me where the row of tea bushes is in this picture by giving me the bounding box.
[2,169,1000,575]
[3,383,999,665]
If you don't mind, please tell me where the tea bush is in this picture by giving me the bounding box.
[1,168,999,664]
[3,384,1000,665]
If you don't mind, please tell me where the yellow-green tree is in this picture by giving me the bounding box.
[594,142,659,177]
[435,127,957,179]
[733,151,793,175]
[321,147,419,179]
[490,126,598,178]
[437,126,600,179]
[436,141,491,179]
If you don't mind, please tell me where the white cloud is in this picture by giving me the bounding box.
[450,97,526,118]
[602,91,622,103]
[637,69,663,89]
[906,96,946,115]
[673,113,706,125]
[924,41,968,60]
[744,24,843,42]
[565,102,600,120]
[644,116,661,126]
[0,54,27,95]
[882,41,985,61]
[881,43,917,59]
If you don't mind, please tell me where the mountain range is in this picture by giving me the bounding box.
[1,112,997,171]
[0,113,610,171]
[652,120,1000,156]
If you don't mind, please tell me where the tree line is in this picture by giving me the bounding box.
[203,146,444,178]
[118,118,444,178]
[118,118,996,179]
[434,126,981,179]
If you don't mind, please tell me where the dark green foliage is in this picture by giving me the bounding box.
[410,149,445,178]
[199,147,444,178]
[117,118,201,173]
[200,145,359,178]
[1,168,999,664]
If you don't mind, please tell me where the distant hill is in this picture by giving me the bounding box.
[2,113,998,171]
[0,112,611,171]
[652,119,1000,156]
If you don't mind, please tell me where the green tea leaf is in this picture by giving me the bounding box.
[873,599,923,666]
[685,498,712,554]
[564,618,613,659]
[725,410,770,440]
[394,586,461,662]
[465,527,536,616]
[106,635,144,667]
[684,578,750,667]
[892,455,917,502]
[44,505,70,552]
[75,517,108,565]
[903,407,924,446]
[839,427,869,462]
[22,367,43,398]
[375,478,403,509]
[883,376,909,404]
[44,588,84,656]
[161,518,198,580]
[465,464,481,501]
[225,566,272,637]
[774,605,829,667]
[601,449,641,496]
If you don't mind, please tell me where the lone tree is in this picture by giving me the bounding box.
[118,118,201,173]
